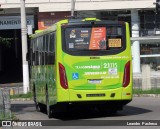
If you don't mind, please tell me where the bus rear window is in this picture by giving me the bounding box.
[64,26,123,51]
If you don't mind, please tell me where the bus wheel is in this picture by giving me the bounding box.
[35,102,39,111]
[33,86,39,111]
[46,91,53,118]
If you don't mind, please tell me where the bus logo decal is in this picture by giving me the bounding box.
[72,73,79,80]
[70,29,76,38]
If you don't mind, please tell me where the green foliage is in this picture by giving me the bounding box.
[133,88,160,94]
[0,112,17,120]
[0,111,4,120]
[0,36,12,47]
[12,112,19,120]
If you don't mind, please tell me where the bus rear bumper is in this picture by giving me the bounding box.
[57,87,132,102]
[55,88,132,112]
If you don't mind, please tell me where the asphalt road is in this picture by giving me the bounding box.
[8,97,160,129]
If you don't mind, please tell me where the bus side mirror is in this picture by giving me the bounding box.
[26,52,29,61]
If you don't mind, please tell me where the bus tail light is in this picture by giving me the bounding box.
[123,61,130,87]
[59,63,68,89]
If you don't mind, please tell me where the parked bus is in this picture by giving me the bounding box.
[29,18,132,118]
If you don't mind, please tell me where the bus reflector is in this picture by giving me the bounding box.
[123,61,130,87]
[59,63,68,89]
[126,93,131,95]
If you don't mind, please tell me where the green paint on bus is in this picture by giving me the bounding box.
[29,18,132,118]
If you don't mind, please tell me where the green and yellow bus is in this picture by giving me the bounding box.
[29,18,132,118]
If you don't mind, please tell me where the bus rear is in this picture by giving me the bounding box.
[56,18,132,110]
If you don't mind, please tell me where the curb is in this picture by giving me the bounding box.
[134,94,160,98]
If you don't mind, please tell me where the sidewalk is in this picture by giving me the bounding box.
[133,70,160,79]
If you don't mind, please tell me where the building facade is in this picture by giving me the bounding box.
[0,0,159,83]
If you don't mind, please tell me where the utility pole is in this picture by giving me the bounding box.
[71,0,75,17]
[20,0,29,94]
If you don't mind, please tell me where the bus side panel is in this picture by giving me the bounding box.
[47,65,57,106]
[37,66,46,104]
[32,66,42,103]
[56,23,70,102]
[122,23,132,100]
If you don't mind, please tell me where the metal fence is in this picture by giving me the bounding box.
[0,88,12,121]
[133,77,160,89]
[9,86,24,95]
[3,78,160,97]
[133,65,160,90]
[1,78,160,97]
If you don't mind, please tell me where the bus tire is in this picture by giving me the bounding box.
[33,85,39,111]
[46,90,53,118]
[35,103,39,111]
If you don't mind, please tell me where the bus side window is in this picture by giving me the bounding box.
[48,32,55,65]
[32,39,36,66]
[35,38,39,66]
[49,33,55,52]
[45,34,49,65]
[42,35,46,65]
[37,37,40,65]
[39,36,43,65]
[30,40,33,66]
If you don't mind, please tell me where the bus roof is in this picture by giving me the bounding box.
[30,18,101,39]
[30,18,126,39]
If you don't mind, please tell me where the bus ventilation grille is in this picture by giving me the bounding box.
[86,94,105,97]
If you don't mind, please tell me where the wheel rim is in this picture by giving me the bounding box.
[33,87,38,110]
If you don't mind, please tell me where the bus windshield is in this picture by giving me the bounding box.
[63,25,125,55]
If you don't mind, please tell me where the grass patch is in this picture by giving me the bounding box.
[133,88,160,94]
[0,111,5,120]
[0,111,13,120]
[11,112,19,120]
[10,92,32,99]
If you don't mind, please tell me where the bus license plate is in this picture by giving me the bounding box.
[88,80,101,84]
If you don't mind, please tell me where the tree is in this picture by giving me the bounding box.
[0,37,12,47]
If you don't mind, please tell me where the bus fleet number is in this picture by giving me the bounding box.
[103,63,117,69]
